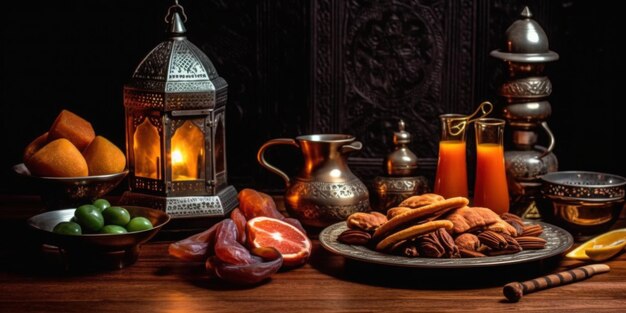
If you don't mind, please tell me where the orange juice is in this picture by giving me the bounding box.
[434,140,468,198]
[473,143,509,214]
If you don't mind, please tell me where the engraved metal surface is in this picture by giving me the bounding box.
[371,176,430,212]
[120,185,238,218]
[542,171,626,201]
[320,221,573,268]
[286,179,370,227]
[500,76,552,98]
[505,148,557,181]
[13,163,128,210]
[125,33,222,111]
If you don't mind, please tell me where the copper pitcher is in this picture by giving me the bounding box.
[257,134,370,227]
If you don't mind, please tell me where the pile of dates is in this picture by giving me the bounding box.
[169,189,311,285]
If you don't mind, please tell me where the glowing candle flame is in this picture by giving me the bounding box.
[172,149,184,165]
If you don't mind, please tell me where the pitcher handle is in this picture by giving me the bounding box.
[536,121,555,159]
[341,141,363,154]
[257,138,299,187]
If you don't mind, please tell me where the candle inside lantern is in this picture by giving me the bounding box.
[171,120,204,181]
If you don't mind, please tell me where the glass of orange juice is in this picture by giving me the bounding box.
[434,114,468,198]
[473,118,509,214]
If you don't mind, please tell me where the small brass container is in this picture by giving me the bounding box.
[371,120,429,213]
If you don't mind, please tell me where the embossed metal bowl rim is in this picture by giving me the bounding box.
[296,134,355,142]
[541,171,626,201]
[541,171,626,188]
[27,206,170,249]
[319,221,573,269]
[543,194,625,203]
[13,163,129,183]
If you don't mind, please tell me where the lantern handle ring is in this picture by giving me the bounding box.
[165,0,188,23]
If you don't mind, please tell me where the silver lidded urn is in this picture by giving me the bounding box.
[371,120,429,213]
[490,6,558,218]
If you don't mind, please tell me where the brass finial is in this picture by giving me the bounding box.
[521,6,532,18]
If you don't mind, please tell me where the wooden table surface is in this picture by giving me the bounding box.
[1,195,625,313]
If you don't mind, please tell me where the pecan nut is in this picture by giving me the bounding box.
[521,224,543,237]
[500,213,525,235]
[417,233,446,258]
[455,233,480,251]
[477,231,509,250]
[347,212,388,232]
[484,233,521,256]
[388,239,420,257]
[337,229,371,245]
[416,229,460,258]
[515,236,547,250]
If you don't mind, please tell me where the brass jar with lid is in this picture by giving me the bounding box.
[371,120,429,213]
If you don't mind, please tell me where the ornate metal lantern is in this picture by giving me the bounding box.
[121,2,237,220]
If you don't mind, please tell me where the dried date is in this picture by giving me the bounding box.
[214,219,255,265]
[206,247,283,285]
[238,188,285,220]
[230,208,248,244]
[168,222,219,261]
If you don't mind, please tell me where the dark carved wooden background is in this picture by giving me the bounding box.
[2,0,626,195]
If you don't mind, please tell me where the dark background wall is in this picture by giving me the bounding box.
[2,0,625,196]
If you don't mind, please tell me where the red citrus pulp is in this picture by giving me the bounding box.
[246,216,312,267]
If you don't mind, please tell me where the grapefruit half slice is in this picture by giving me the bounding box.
[246,216,312,267]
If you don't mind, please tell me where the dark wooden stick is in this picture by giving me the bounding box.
[503,264,611,302]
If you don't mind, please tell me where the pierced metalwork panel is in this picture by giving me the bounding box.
[131,177,165,193]
[168,40,210,81]
[124,89,165,109]
[165,93,214,111]
[120,186,238,219]
[169,181,207,194]
[132,41,173,81]
[187,41,219,80]
[165,81,214,93]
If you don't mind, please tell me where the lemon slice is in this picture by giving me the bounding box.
[566,228,626,261]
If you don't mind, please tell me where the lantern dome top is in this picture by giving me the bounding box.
[126,11,225,95]
[490,6,559,63]
[129,12,219,87]
[124,5,228,112]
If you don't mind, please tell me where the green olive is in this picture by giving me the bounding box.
[100,225,128,234]
[126,217,153,232]
[74,204,104,232]
[102,206,131,226]
[53,221,82,235]
[92,198,111,212]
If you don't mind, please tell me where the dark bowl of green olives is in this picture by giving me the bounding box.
[13,163,128,210]
[27,206,170,270]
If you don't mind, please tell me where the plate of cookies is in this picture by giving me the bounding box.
[319,194,573,268]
